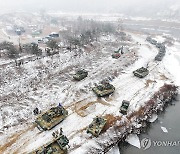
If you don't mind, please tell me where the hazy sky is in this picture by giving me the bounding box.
[0,0,180,14]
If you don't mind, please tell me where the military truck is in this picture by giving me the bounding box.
[30,132,69,154]
[133,67,149,78]
[35,106,68,131]
[120,100,130,115]
[87,117,107,137]
[73,69,88,81]
[92,82,115,97]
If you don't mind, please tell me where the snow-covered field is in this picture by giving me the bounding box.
[0,31,179,154]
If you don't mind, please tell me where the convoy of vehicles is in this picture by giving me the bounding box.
[30,35,165,153]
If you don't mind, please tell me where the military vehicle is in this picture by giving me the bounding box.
[155,54,164,61]
[133,67,149,78]
[150,39,157,45]
[30,132,69,154]
[120,100,130,115]
[73,69,88,81]
[156,43,163,48]
[87,117,107,137]
[146,36,152,42]
[35,106,68,131]
[92,82,115,97]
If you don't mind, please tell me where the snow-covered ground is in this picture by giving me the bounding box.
[0,31,179,154]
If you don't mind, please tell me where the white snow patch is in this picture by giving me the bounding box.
[161,126,168,133]
[125,134,141,149]
[107,145,120,154]
[148,114,158,123]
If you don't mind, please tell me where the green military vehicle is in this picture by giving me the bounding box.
[30,133,69,154]
[92,82,115,97]
[73,69,88,81]
[133,67,149,78]
[35,106,68,131]
[120,100,130,115]
[87,117,107,137]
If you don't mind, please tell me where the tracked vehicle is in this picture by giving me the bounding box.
[87,117,107,137]
[133,67,149,78]
[92,82,115,97]
[35,106,68,131]
[120,100,130,115]
[73,69,88,81]
[30,132,69,154]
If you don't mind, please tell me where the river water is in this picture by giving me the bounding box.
[119,94,180,154]
[119,20,180,154]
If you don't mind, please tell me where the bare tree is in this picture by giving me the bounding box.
[0,41,18,58]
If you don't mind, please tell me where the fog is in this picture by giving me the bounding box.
[0,0,180,16]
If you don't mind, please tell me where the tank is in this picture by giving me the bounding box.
[92,82,115,97]
[133,67,149,78]
[120,100,130,115]
[87,117,107,137]
[30,133,69,154]
[73,69,88,81]
[35,106,68,131]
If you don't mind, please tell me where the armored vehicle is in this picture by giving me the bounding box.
[155,54,164,61]
[73,69,88,81]
[35,106,68,131]
[92,82,115,97]
[120,100,130,115]
[156,43,165,49]
[30,133,69,154]
[150,39,157,45]
[133,67,149,78]
[146,36,152,42]
[87,117,107,137]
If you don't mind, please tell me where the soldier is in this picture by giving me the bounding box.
[52,130,59,138]
[58,102,62,107]
[59,127,63,135]
[33,108,39,115]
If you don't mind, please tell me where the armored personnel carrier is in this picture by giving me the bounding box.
[87,117,107,137]
[35,106,68,131]
[92,82,115,97]
[73,69,88,81]
[30,132,69,154]
[120,100,130,115]
[133,67,149,78]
